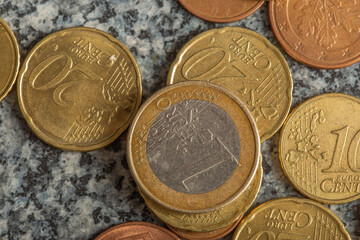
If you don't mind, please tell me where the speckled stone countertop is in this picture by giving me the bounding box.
[0,0,359,239]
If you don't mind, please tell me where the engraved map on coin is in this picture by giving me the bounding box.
[146,99,241,194]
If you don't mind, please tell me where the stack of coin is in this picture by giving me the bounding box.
[127,81,261,239]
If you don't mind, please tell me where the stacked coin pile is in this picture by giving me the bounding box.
[0,0,359,239]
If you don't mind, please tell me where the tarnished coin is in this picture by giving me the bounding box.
[17,27,142,151]
[167,215,243,240]
[94,222,180,240]
[269,0,360,69]
[167,27,292,142]
[0,18,20,102]
[280,93,360,204]
[232,197,351,240]
[178,0,264,23]
[140,166,262,232]
[127,81,260,213]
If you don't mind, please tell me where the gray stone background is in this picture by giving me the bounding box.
[0,0,359,239]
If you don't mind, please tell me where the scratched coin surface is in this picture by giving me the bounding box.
[94,222,180,240]
[0,18,20,102]
[269,0,360,69]
[128,81,260,213]
[280,93,360,204]
[178,0,264,23]
[232,197,351,240]
[167,214,243,240]
[17,27,142,151]
[168,27,292,142]
[141,165,262,232]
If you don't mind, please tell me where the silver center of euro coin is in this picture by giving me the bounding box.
[146,99,241,194]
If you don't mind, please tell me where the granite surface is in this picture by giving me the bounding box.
[0,0,359,239]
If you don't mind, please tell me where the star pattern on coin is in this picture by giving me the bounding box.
[318,51,325,60]
[295,42,304,51]
[342,48,350,57]
[279,22,288,31]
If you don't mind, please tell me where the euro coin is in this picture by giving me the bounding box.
[178,0,264,23]
[232,197,351,240]
[127,81,260,215]
[94,222,180,240]
[17,27,142,151]
[280,93,360,204]
[167,27,292,142]
[269,0,360,69]
[0,17,20,102]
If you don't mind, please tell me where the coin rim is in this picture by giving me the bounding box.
[167,26,293,142]
[94,221,180,240]
[0,17,20,102]
[232,197,352,240]
[127,81,260,214]
[17,27,142,151]
[279,93,360,204]
[269,1,360,69]
[178,0,264,23]
[141,165,262,232]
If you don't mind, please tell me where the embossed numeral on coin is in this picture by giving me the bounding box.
[29,54,102,106]
[249,231,309,240]
[181,47,249,82]
[323,126,360,173]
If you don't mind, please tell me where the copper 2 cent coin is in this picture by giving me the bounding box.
[167,215,243,240]
[178,0,264,23]
[269,0,360,69]
[94,222,180,240]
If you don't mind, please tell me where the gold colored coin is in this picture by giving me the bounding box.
[127,81,260,213]
[0,18,20,102]
[140,165,262,232]
[232,197,351,240]
[280,93,360,204]
[167,27,292,142]
[17,27,142,151]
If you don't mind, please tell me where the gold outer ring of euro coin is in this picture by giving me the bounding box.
[17,27,142,151]
[279,93,360,204]
[232,197,351,240]
[140,164,262,232]
[127,81,260,213]
[0,17,20,102]
[167,27,292,143]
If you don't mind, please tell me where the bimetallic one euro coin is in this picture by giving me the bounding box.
[269,0,360,69]
[127,81,260,213]
[280,93,360,204]
[232,197,351,240]
[167,215,243,240]
[141,166,262,232]
[168,27,292,142]
[94,222,180,240]
[18,27,142,151]
[178,0,264,23]
[0,18,20,102]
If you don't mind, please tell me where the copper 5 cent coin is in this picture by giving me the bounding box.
[168,27,292,142]
[167,214,243,240]
[232,197,351,240]
[280,93,360,204]
[127,81,260,213]
[178,0,264,23]
[0,17,20,102]
[269,0,360,69]
[17,27,142,151]
[94,222,180,240]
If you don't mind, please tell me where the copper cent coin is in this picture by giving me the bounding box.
[167,215,243,240]
[178,0,264,23]
[94,222,180,240]
[269,0,360,69]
